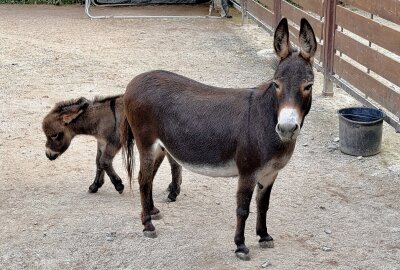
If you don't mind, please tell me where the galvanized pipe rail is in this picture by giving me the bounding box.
[85,0,217,19]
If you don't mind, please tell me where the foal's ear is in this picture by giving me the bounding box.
[299,18,317,60]
[61,97,89,124]
[274,18,291,59]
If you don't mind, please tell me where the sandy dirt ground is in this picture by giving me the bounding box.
[0,4,399,270]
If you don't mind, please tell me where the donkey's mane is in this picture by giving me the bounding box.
[51,94,122,113]
[51,98,87,113]
[93,94,123,104]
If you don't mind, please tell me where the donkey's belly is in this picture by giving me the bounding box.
[178,159,239,177]
[154,139,239,178]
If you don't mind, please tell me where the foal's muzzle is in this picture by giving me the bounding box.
[45,148,60,160]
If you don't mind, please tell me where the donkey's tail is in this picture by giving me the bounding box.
[120,116,135,190]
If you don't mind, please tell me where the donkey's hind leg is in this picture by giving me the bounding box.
[148,151,166,220]
[100,143,124,194]
[166,154,182,202]
[138,149,158,238]
[89,142,106,193]
[256,176,276,248]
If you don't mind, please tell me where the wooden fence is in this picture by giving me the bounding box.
[235,0,400,132]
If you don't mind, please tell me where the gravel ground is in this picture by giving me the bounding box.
[0,4,399,270]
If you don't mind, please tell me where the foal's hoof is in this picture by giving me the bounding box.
[115,184,124,194]
[143,230,157,238]
[167,193,177,202]
[235,245,250,261]
[88,184,99,193]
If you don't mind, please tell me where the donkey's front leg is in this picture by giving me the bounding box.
[100,143,124,194]
[138,152,157,238]
[166,153,182,202]
[256,174,277,248]
[88,143,106,193]
[234,175,256,261]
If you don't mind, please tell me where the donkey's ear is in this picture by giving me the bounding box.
[299,18,317,60]
[61,97,89,124]
[274,18,291,59]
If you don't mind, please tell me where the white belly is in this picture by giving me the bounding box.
[153,139,239,178]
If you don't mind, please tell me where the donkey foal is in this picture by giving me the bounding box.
[42,95,182,202]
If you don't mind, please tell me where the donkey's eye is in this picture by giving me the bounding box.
[51,132,63,140]
[272,81,279,89]
[304,84,313,91]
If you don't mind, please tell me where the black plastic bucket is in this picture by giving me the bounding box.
[338,107,385,156]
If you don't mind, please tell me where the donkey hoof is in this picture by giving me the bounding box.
[259,240,274,248]
[235,251,250,261]
[235,245,250,261]
[115,184,124,194]
[88,184,99,193]
[143,230,157,238]
[151,213,163,220]
[167,193,177,202]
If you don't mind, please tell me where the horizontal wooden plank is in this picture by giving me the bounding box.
[335,31,400,86]
[334,55,400,117]
[257,0,274,11]
[288,24,323,61]
[281,1,323,40]
[340,0,399,24]
[286,0,323,16]
[247,0,274,27]
[336,5,400,55]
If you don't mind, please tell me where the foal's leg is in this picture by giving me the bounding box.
[100,143,124,194]
[166,154,182,202]
[138,150,157,238]
[234,175,256,261]
[256,174,277,248]
[88,142,106,193]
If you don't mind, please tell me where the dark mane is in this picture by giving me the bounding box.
[51,95,122,113]
[51,97,90,114]
[93,95,123,104]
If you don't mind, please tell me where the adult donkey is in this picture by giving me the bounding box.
[122,18,316,260]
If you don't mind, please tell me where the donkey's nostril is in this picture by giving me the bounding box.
[276,124,283,133]
[292,124,299,132]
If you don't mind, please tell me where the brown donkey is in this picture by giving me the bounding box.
[42,95,182,202]
[122,18,316,260]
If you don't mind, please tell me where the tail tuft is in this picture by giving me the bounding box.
[120,116,135,190]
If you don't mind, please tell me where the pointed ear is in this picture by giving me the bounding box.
[61,97,89,124]
[274,18,292,59]
[299,18,317,60]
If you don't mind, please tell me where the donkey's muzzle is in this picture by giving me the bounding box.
[276,122,300,142]
[46,149,59,160]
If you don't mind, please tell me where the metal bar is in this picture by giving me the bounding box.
[240,0,247,26]
[322,0,337,96]
[85,0,211,19]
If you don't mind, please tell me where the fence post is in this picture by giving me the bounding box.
[274,0,281,29]
[241,0,247,26]
[322,0,337,96]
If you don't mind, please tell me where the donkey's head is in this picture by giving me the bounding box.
[42,97,90,160]
[272,18,316,142]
